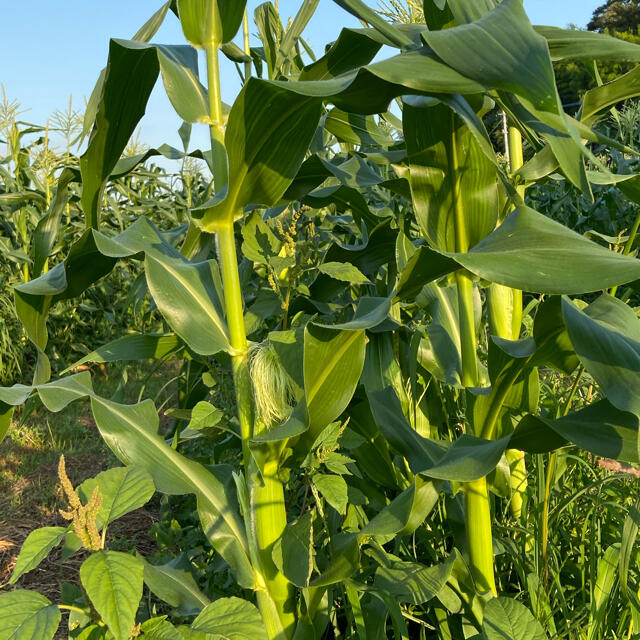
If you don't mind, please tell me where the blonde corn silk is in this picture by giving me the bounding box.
[249,341,295,428]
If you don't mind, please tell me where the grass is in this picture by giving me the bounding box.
[0,360,181,576]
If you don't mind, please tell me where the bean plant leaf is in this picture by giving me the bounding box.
[374,553,455,605]
[314,473,349,514]
[318,261,372,284]
[0,590,61,640]
[192,597,268,640]
[272,511,314,587]
[140,617,183,640]
[187,401,224,431]
[80,551,144,640]
[9,527,67,585]
[482,597,547,640]
[77,466,155,526]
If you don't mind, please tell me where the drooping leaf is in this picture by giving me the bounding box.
[581,66,640,126]
[177,0,246,46]
[512,400,639,463]
[562,295,640,415]
[310,533,360,587]
[318,297,392,331]
[155,44,210,124]
[145,255,229,356]
[63,333,182,373]
[359,477,439,537]
[141,555,210,615]
[80,39,159,228]
[538,25,640,63]
[423,0,557,115]
[374,553,454,605]
[331,0,414,48]
[403,97,498,252]
[88,397,252,583]
[452,207,640,294]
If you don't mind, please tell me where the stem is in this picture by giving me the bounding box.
[610,210,640,297]
[58,604,87,615]
[508,126,525,202]
[456,272,478,387]
[541,365,583,587]
[216,221,253,464]
[200,21,293,636]
[449,112,478,387]
[465,477,497,595]
[181,36,227,259]
[252,460,296,637]
[243,9,252,83]
[204,40,228,191]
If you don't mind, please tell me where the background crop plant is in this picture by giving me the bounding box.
[4,1,640,639]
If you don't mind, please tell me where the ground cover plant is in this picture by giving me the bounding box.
[3,0,640,638]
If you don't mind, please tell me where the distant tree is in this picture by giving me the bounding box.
[588,0,640,34]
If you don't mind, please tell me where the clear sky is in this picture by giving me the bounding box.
[2,0,602,161]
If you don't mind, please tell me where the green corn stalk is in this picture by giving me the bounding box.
[176,2,293,635]
[488,123,527,520]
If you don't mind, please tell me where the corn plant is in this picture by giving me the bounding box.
[4,0,640,639]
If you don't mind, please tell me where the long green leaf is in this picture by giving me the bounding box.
[80,39,159,228]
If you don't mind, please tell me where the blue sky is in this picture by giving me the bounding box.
[2,0,602,160]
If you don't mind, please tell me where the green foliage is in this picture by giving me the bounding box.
[4,1,640,639]
[589,0,640,34]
